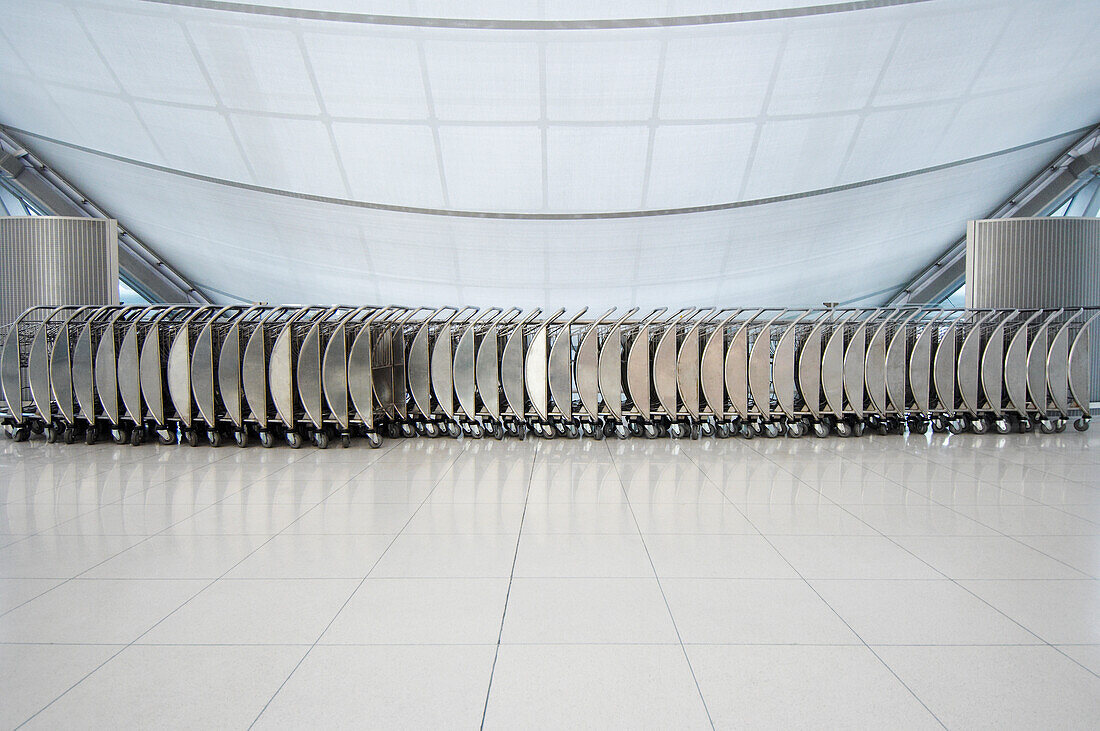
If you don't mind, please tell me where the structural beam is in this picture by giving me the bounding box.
[888,125,1100,305]
[0,128,210,304]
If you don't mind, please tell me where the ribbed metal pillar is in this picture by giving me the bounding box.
[0,216,119,326]
[966,216,1100,401]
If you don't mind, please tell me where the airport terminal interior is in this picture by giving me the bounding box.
[1,0,1099,728]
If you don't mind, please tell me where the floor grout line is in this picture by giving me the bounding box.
[605,440,716,730]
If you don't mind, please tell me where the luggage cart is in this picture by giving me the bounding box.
[324,305,389,448]
[293,306,357,448]
[95,306,151,444]
[191,305,254,447]
[139,305,202,445]
[242,306,305,448]
[70,305,124,444]
[266,306,342,448]
[623,308,676,438]
[545,307,588,438]
[1067,308,1099,431]
[216,305,272,447]
[499,308,543,439]
[1,306,59,440]
[428,307,479,437]
[699,308,744,438]
[474,307,524,438]
[574,307,623,439]
[47,305,108,444]
[166,306,220,446]
[27,306,90,443]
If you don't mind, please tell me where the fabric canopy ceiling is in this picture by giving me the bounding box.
[1,0,1098,306]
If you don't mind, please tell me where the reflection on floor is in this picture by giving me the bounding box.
[1,430,1098,728]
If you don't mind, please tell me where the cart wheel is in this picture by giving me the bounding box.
[490,423,505,440]
[469,422,484,439]
[44,424,58,444]
[1054,418,1067,433]
[340,432,351,448]
[689,423,702,440]
[30,422,43,435]
[946,418,965,435]
[1037,418,1054,434]
[62,426,75,444]
[699,422,715,438]
[516,424,528,441]
[565,423,580,439]
[909,419,929,435]
[970,416,989,435]
[366,431,383,449]
[763,422,780,438]
[715,423,730,439]
[259,430,274,448]
[84,426,98,445]
[835,421,852,438]
[130,428,144,446]
[12,427,30,442]
[993,418,1010,434]
[812,421,829,438]
[158,429,176,445]
[739,423,755,439]
[446,422,461,439]
[1017,417,1032,433]
[668,423,685,439]
[235,430,250,448]
[286,431,304,449]
[787,421,805,438]
[591,423,605,441]
[400,422,414,438]
[1074,416,1090,432]
[642,423,659,440]
[111,427,127,445]
[182,428,198,447]
[206,429,222,447]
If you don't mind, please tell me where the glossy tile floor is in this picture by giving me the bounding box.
[2,428,1099,729]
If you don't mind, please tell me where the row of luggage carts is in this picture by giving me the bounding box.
[1,304,1096,448]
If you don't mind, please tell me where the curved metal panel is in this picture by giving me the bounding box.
[191,322,217,426]
[548,327,574,420]
[242,325,269,427]
[140,327,166,425]
[798,320,825,418]
[575,323,600,420]
[524,323,549,421]
[1069,313,1099,411]
[268,326,294,428]
[822,323,846,416]
[956,313,989,415]
[1047,315,1075,415]
[597,327,623,421]
[322,322,349,430]
[297,323,324,429]
[980,313,1014,416]
[95,321,120,425]
[843,320,868,418]
[476,324,501,422]
[700,323,727,418]
[348,325,374,427]
[773,321,801,418]
[1004,312,1038,415]
[50,321,75,424]
[501,324,526,418]
[72,322,96,421]
[676,322,702,419]
[909,319,934,413]
[864,320,889,414]
[117,324,143,423]
[626,325,651,420]
[28,323,52,422]
[454,323,477,419]
[219,323,243,427]
[167,327,193,426]
[725,323,751,419]
[933,323,957,412]
[431,324,456,419]
[653,325,679,417]
[407,322,432,416]
[884,319,910,414]
[747,323,773,420]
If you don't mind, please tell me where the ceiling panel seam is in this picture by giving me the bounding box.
[5,124,1089,220]
[141,0,934,30]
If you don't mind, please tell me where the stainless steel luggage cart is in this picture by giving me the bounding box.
[456,307,521,439]
[499,308,543,438]
[242,306,302,448]
[117,305,163,445]
[425,306,479,438]
[165,306,219,446]
[29,306,91,443]
[406,307,468,437]
[191,305,254,447]
[46,305,108,444]
[622,308,674,439]
[94,306,151,444]
[1,306,59,440]
[292,306,358,448]
[654,308,720,439]
[473,307,524,438]
[69,305,124,444]
[541,307,588,439]
[574,307,624,439]
[267,306,343,448]
[138,305,202,445]
[215,305,272,447]
[699,308,744,438]
[330,305,399,448]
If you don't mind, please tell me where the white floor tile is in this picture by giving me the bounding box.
[1014,535,1100,578]
[0,643,122,728]
[403,501,525,534]
[875,646,1100,728]
[24,645,303,730]
[688,644,940,728]
[769,535,943,579]
[644,534,799,578]
[513,532,653,578]
[166,503,316,535]
[0,578,205,643]
[225,533,393,578]
[521,501,638,534]
[501,577,678,644]
[810,579,1040,644]
[283,502,416,534]
[85,533,267,579]
[0,577,62,613]
[740,503,877,535]
[662,578,859,644]
[848,503,998,535]
[0,533,144,578]
[951,504,1100,535]
[1057,644,1100,675]
[140,578,357,645]
[629,501,758,534]
[370,534,518,578]
[958,579,1100,644]
[893,536,1092,579]
[255,645,496,729]
[484,644,711,729]
[322,577,509,644]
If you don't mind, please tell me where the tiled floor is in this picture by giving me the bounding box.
[1,428,1099,729]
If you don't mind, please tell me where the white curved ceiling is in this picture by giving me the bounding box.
[0,0,1098,306]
